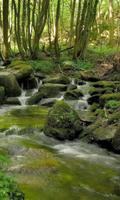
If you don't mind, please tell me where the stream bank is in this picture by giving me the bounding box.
[0,59,120,199]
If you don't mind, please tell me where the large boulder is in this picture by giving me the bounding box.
[44,100,83,140]
[0,86,5,104]
[0,72,21,97]
[27,83,67,105]
[7,60,33,81]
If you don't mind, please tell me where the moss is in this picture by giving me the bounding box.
[100,93,120,105]
[92,81,116,88]
[108,111,120,124]
[0,72,21,97]
[44,100,83,140]
[105,100,120,110]
[89,87,113,96]
[0,106,48,131]
[27,83,67,105]
[8,60,33,80]
[64,89,83,100]
[43,75,70,85]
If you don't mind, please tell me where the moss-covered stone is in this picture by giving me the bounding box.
[64,89,83,100]
[0,86,5,104]
[89,87,113,96]
[92,81,116,88]
[44,100,83,140]
[0,72,21,97]
[43,75,70,85]
[100,93,120,105]
[80,71,99,82]
[108,111,120,124]
[8,60,33,80]
[28,83,67,105]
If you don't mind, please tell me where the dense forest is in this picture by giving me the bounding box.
[0,0,120,61]
[0,0,120,200]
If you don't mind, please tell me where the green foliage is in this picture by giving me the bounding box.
[28,60,55,74]
[0,154,24,200]
[88,46,120,57]
[74,60,93,70]
[105,100,120,110]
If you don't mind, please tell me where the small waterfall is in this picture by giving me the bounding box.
[71,78,75,85]
[18,90,29,106]
[36,78,42,89]
[76,82,90,110]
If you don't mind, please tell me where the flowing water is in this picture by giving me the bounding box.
[0,79,120,200]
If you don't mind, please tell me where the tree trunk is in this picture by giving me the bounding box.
[3,0,9,61]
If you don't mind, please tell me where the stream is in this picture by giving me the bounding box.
[0,79,120,200]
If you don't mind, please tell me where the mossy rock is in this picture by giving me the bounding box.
[92,81,116,88]
[0,72,21,97]
[112,126,120,152]
[62,60,75,71]
[100,93,120,105]
[43,75,70,85]
[27,92,43,105]
[80,71,99,82]
[64,89,83,100]
[8,60,33,80]
[27,83,67,105]
[44,100,83,140]
[108,111,120,124]
[0,86,5,104]
[39,83,67,93]
[89,87,113,96]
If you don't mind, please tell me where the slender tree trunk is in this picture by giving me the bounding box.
[3,0,9,61]
[109,0,114,46]
[69,0,76,46]
[54,0,61,58]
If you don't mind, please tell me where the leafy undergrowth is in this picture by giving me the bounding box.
[28,59,55,74]
[0,153,24,200]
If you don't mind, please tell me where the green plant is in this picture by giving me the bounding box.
[28,60,55,74]
[105,100,120,109]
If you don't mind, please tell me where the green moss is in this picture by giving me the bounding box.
[105,100,120,109]
[44,100,82,140]
[100,93,120,104]
[108,111,120,124]
[93,81,116,88]
[0,106,48,131]
[64,89,83,100]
